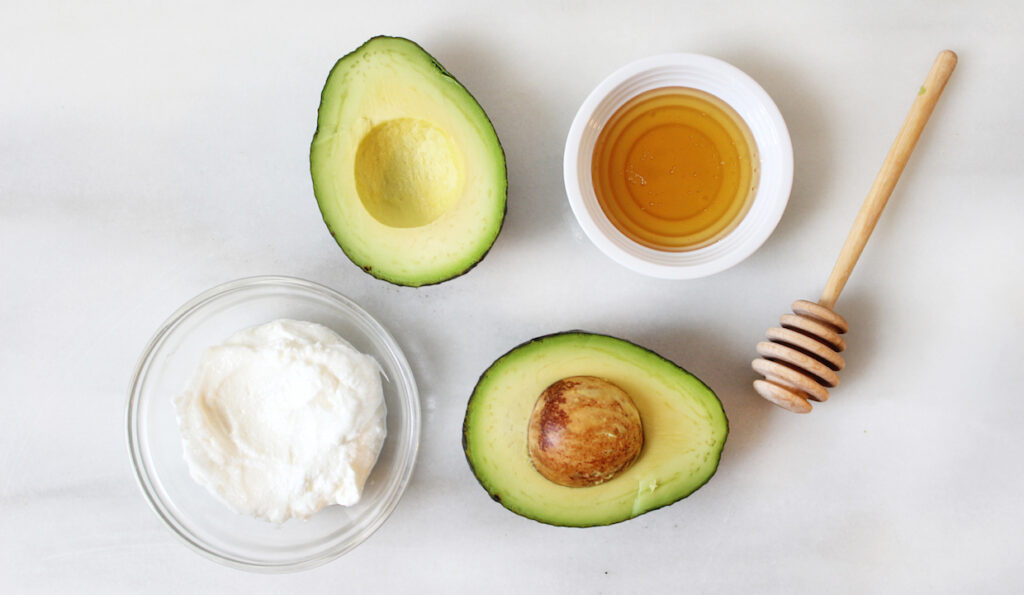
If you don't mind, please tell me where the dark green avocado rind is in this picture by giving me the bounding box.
[310,35,508,288]
[462,330,729,527]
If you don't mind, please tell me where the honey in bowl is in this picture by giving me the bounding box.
[591,86,759,251]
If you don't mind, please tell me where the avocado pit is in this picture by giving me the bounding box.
[527,376,644,488]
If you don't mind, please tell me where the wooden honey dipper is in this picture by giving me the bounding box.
[752,50,957,413]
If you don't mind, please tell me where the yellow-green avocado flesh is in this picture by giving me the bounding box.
[463,332,728,527]
[311,36,507,286]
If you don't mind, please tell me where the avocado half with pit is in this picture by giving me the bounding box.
[463,332,728,527]
[311,36,507,286]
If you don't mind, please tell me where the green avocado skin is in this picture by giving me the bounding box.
[310,36,508,287]
[462,331,729,528]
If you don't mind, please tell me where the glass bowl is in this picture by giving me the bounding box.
[126,276,420,572]
[564,53,793,279]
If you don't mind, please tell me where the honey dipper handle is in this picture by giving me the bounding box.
[819,50,957,310]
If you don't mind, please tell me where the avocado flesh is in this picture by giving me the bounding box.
[463,332,728,527]
[311,36,507,286]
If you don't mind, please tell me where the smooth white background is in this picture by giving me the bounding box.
[3,1,1022,592]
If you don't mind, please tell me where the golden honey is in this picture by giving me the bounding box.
[591,86,759,251]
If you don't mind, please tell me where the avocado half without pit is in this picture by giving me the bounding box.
[311,36,507,286]
[463,332,728,527]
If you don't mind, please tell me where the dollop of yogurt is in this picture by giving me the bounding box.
[174,319,386,523]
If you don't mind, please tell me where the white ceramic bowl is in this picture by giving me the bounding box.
[564,53,793,279]
[126,276,420,572]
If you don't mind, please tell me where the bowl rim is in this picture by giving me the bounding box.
[563,52,793,279]
[125,274,421,572]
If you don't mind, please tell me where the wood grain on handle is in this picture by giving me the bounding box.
[819,50,957,309]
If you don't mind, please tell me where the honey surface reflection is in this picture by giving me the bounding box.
[591,87,759,251]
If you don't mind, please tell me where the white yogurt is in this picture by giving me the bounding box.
[174,319,386,523]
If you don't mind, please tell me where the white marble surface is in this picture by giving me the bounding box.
[3,1,1023,592]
